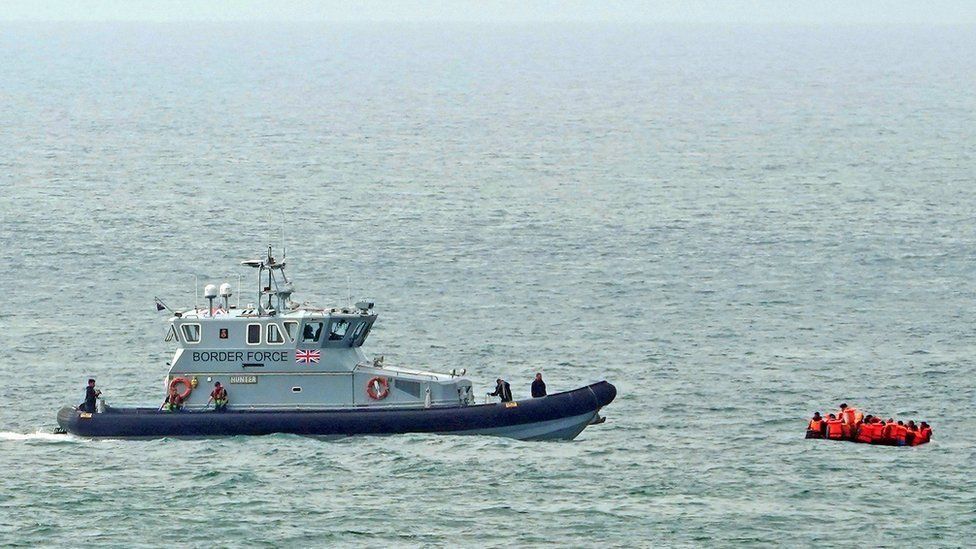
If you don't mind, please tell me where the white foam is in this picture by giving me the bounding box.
[0,430,74,442]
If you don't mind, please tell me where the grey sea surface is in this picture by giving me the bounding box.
[1,22,975,547]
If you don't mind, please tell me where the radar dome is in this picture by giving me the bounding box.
[203,284,218,299]
[219,283,233,297]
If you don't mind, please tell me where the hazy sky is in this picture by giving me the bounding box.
[0,0,973,25]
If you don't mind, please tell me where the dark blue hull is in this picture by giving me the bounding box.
[57,381,616,441]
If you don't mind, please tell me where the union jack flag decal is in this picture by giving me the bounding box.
[295,349,320,365]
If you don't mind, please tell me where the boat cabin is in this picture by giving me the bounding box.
[159,248,474,411]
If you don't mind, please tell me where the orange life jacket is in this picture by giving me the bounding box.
[856,423,877,443]
[890,424,908,443]
[880,424,893,443]
[841,423,852,439]
[917,427,932,444]
[826,419,844,439]
[842,408,858,425]
[853,410,864,424]
[808,419,823,432]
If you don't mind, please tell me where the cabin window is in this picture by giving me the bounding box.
[246,323,262,345]
[302,322,323,343]
[350,322,367,341]
[181,324,201,344]
[267,324,284,345]
[328,319,350,341]
[354,320,373,346]
[219,328,229,339]
[165,325,179,342]
[397,379,421,398]
[283,321,299,342]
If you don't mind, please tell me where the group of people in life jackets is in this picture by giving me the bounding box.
[807,403,932,446]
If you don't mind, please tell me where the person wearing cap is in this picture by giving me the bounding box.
[208,382,228,411]
[488,378,513,402]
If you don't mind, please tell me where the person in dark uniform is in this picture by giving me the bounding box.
[531,373,547,398]
[81,378,101,412]
[488,378,513,402]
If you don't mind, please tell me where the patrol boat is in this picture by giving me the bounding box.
[57,248,616,440]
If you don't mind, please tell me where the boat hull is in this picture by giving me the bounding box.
[57,381,616,441]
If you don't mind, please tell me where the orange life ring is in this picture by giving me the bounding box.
[169,377,192,400]
[366,377,390,400]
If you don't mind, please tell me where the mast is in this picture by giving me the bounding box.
[241,246,293,316]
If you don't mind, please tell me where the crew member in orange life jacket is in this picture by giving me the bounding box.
[806,412,825,438]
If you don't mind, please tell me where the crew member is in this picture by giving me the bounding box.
[488,378,513,403]
[806,412,824,439]
[531,373,547,398]
[208,382,229,411]
[81,378,101,413]
[162,386,184,412]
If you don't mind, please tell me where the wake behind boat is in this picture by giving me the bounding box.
[56,247,615,440]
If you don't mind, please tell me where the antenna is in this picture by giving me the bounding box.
[346,274,351,305]
[237,274,242,309]
[281,223,286,260]
[194,275,198,310]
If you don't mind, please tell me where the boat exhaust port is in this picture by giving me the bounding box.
[590,414,606,425]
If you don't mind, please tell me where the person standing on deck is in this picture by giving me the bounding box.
[489,378,513,402]
[81,379,101,413]
[531,373,547,398]
[208,382,229,411]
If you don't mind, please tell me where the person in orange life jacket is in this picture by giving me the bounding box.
[917,422,933,444]
[208,382,228,411]
[839,403,862,436]
[806,412,825,438]
[825,414,844,440]
[870,418,886,444]
[905,420,918,446]
[855,415,876,443]
[837,403,849,420]
[881,419,902,446]
[878,421,891,445]
[892,421,909,446]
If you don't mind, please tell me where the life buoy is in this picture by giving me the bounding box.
[366,377,390,400]
[169,377,192,400]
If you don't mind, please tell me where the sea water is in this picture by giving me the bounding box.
[1,22,974,547]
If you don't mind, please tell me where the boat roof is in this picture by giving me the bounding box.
[174,306,372,321]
